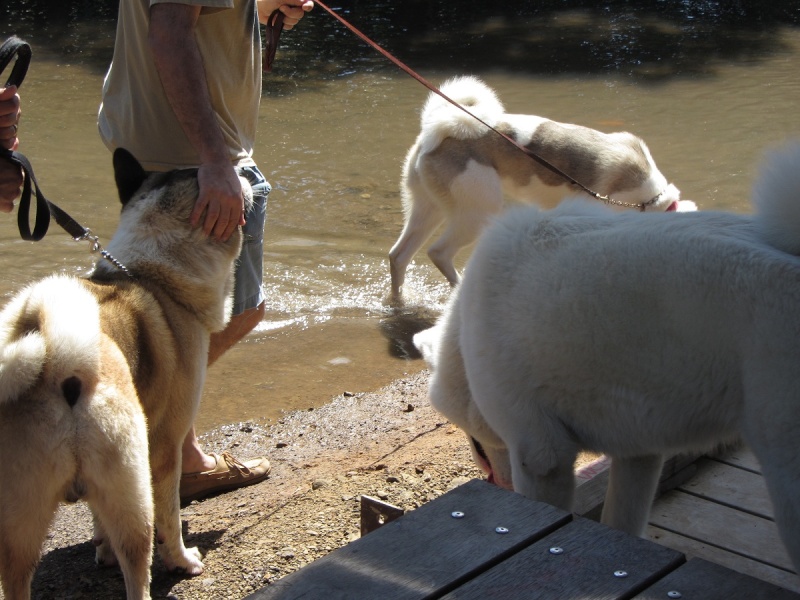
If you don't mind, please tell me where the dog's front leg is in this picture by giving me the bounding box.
[507,439,577,512]
[601,454,663,536]
[150,438,204,575]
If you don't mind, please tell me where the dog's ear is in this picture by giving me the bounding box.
[113,148,148,206]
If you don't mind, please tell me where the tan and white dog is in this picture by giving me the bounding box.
[390,75,695,299]
[0,149,249,600]
[415,141,800,575]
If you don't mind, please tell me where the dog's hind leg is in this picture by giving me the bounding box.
[0,490,60,600]
[389,184,445,300]
[601,454,663,536]
[747,414,800,574]
[89,473,154,600]
[82,377,154,598]
[427,163,504,287]
[759,458,800,574]
[0,395,75,600]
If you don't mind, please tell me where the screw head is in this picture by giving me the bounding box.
[614,570,628,578]
[451,511,464,519]
[549,547,564,555]
[667,592,682,599]
[495,526,509,534]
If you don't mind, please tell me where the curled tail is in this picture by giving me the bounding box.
[754,140,800,255]
[0,275,100,404]
[418,76,506,155]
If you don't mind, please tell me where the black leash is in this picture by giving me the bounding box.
[0,36,130,273]
[1,36,50,240]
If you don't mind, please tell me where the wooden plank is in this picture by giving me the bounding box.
[574,455,611,515]
[649,490,793,571]
[246,479,571,600]
[573,453,698,517]
[680,457,775,518]
[635,557,800,599]
[440,517,683,599]
[715,446,762,473]
[648,526,800,593]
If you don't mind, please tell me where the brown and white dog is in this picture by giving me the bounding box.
[0,149,249,600]
[389,75,696,300]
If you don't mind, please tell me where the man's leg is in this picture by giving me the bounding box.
[180,166,272,503]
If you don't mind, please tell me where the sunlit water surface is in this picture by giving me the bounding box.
[1,4,798,431]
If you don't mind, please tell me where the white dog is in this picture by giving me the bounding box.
[415,141,800,574]
[390,75,696,299]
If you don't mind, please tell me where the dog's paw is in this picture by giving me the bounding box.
[93,537,120,568]
[676,200,698,212]
[163,546,204,576]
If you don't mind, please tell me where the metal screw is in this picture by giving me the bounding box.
[495,527,509,534]
[549,547,564,555]
[614,570,628,578]
[667,592,682,599]
[451,511,464,519]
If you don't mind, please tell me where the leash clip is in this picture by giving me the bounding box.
[78,229,101,251]
[78,229,132,277]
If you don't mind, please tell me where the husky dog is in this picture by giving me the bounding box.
[390,75,696,299]
[0,149,249,600]
[415,141,800,574]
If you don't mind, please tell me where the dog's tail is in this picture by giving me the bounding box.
[753,140,800,255]
[0,276,100,405]
[418,76,505,155]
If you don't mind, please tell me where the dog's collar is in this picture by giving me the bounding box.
[640,189,667,212]
[604,187,669,212]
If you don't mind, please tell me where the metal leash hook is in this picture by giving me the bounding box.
[77,229,132,277]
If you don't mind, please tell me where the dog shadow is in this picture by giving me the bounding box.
[29,525,227,598]
[378,303,440,360]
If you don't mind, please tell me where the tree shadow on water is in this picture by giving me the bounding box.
[1,0,799,86]
[280,0,800,84]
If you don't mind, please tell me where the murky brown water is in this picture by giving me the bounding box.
[1,4,798,432]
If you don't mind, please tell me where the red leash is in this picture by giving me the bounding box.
[263,9,285,73]
[267,1,662,211]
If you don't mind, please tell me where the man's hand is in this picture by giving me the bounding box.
[0,85,23,206]
[257,0,314,29]
[191,161,245,242]
[0,85,20,151]
[0,160,23,209]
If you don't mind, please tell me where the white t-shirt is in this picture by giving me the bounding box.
[98,0,261,171]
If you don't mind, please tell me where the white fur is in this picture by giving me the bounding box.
[417,140,800,575]
[0,276,100,403]
[390,75,695,300]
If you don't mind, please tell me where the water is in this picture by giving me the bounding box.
[1,2,798,432]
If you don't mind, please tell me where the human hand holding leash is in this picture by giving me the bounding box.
[0,84,23,208]
[258,0,313,72]
[257,0,314,29]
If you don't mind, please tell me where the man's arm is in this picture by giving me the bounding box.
[148,3,244,242]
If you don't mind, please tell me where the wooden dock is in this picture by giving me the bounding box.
[646,446,799,593]
[246,447,799,599]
